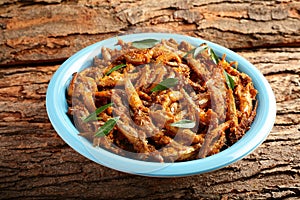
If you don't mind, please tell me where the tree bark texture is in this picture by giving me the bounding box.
[0,0,299,199]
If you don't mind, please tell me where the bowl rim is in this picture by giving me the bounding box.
[46,32,276,177]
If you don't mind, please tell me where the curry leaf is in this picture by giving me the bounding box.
[208,48,219,64]
[193,44,208,58]
[170,119,196,128]
[83,103,113,123]
[105,63,126,76]
[132,39,159,49]
[94,116,120,137]
[151,78,178,92]
[183,48,196,58]
[224,71,235,90]
[183,45,206,58]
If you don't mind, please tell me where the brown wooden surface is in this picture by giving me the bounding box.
[0,0,299,199]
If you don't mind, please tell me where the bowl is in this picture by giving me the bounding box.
[46,33,276,177]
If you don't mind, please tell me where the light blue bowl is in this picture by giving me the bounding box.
[46,33,276,177]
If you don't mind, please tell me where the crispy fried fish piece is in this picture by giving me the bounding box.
[124,74,149,113]
[160,140,201,162]
[198,120,231,158]
[124,49,153,65]
[68,72,98,113]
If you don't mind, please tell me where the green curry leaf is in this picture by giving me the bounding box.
[83,103,113,123]
[208,48,219,64]
[170,119,196,129]
[151,78,178,92]
[94,116,120,137]
[224,71,235,90]
[132,39,160,49]
[105,63,126,76]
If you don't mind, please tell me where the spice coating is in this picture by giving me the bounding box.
[67,38,258,162]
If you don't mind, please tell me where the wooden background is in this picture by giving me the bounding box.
[0,0,299,199]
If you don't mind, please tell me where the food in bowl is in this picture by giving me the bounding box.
[66,38,257,162]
